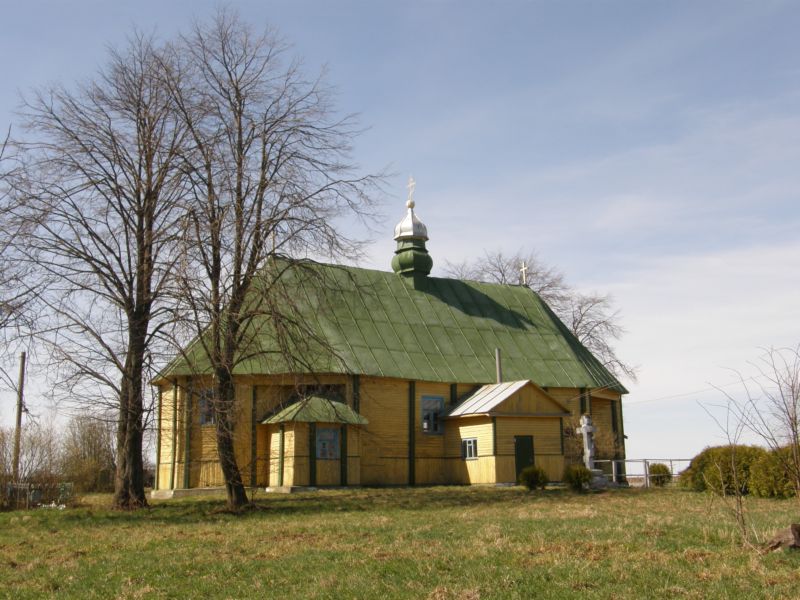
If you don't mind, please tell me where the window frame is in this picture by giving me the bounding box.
[461,438,478,460]
[198,388,216,426]
[316,427,340,460]
[421,395,445,435]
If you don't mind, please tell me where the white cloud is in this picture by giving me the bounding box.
[606,241,800,458]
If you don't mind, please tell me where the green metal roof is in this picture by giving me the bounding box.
[162,261,627,394]
[263,396,368,425]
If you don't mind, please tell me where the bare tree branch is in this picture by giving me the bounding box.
[162,9,381,510]
[7,33,187,509]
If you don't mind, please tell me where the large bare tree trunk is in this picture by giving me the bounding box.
[114,330,148,508]
[166,9,378,511]
[216,369,248,508]
[8,36,185,511]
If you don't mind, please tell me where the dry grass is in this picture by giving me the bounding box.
[0,486,798,599]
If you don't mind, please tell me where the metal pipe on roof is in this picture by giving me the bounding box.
[495,348,502,383]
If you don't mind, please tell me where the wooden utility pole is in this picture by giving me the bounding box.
[11,351,26,482]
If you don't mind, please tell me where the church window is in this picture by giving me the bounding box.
[461,438,478,460]
[421,395,444,434]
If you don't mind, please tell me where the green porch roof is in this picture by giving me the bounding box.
[162,261,626,394]
[263,396,368,425]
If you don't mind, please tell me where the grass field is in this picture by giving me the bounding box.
[1,486,799,599]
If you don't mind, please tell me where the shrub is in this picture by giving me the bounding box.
[648,462,672,487]
[750,448,795,499]
[518,465,548,490]
[563,464,592,492]
[679,445,767,495]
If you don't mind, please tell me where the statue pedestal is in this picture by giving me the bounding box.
[589,468,609,489]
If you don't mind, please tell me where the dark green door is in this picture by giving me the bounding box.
[514,435,534,478]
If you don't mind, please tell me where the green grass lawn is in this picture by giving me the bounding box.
[1,486,798,599]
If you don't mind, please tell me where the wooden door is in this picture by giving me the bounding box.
[514,435,534,479]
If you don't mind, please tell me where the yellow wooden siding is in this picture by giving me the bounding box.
[442,417,495,483]
[592,388,621,401]
[157,375,589,490]
[496,455,564,483]
[346,427,361,486]
[495,417,561,455]
[412,382,449,484]
[497,386,567,415]
[156,385,176,490]
[266,424,297,487]
[588,398,618,458]
[547,388,582,417]
[358,377,409,485]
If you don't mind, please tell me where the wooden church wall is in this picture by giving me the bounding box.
[494,417,564,483]
[358,376,410,485]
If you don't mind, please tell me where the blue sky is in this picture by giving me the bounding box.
[2,1,799,461]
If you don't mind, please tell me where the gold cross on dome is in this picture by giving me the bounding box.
[520,261,528,286]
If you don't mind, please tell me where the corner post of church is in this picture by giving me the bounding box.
[559,417,565,455]
[352,375,360,412]
[491,417,497,456]
[340,425,348,485]
[309,423,317,486]
[278,424,285,487]
[579,387,588,415]
[250,385,258,488]
[183,380,192,489]
[617,399,627,481]
[155,387,162,491]
[449,383,457,407]
[408,381,416,485]
[169,380,178,490]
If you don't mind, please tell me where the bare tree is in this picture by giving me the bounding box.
[698,401,758,547]
[163,10,378,510]
[8,35,186,509]
[0,421,61,483]
[445,249,636,382]
[61,415,117,493]
[716,345,800,500]
[0,129,39,366]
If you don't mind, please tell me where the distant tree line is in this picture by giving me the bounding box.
[0,416,119,498]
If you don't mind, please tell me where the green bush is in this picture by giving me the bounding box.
[648,462,672,487]
[518,465,549,490]
[563,464,592,492]
[750,448,796,499]
[679,445,767,495]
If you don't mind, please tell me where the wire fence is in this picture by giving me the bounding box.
[594,458,692,488]
[1,479,75,510]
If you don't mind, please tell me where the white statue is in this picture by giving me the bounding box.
[577,414,596,470]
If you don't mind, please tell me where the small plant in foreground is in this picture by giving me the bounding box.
[648,463,671,487]
[518,465,548,490]
[563,464,592,492]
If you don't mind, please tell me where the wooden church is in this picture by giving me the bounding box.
[152,192,627,494]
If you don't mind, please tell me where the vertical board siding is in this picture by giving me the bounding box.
[156,385,175,490]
